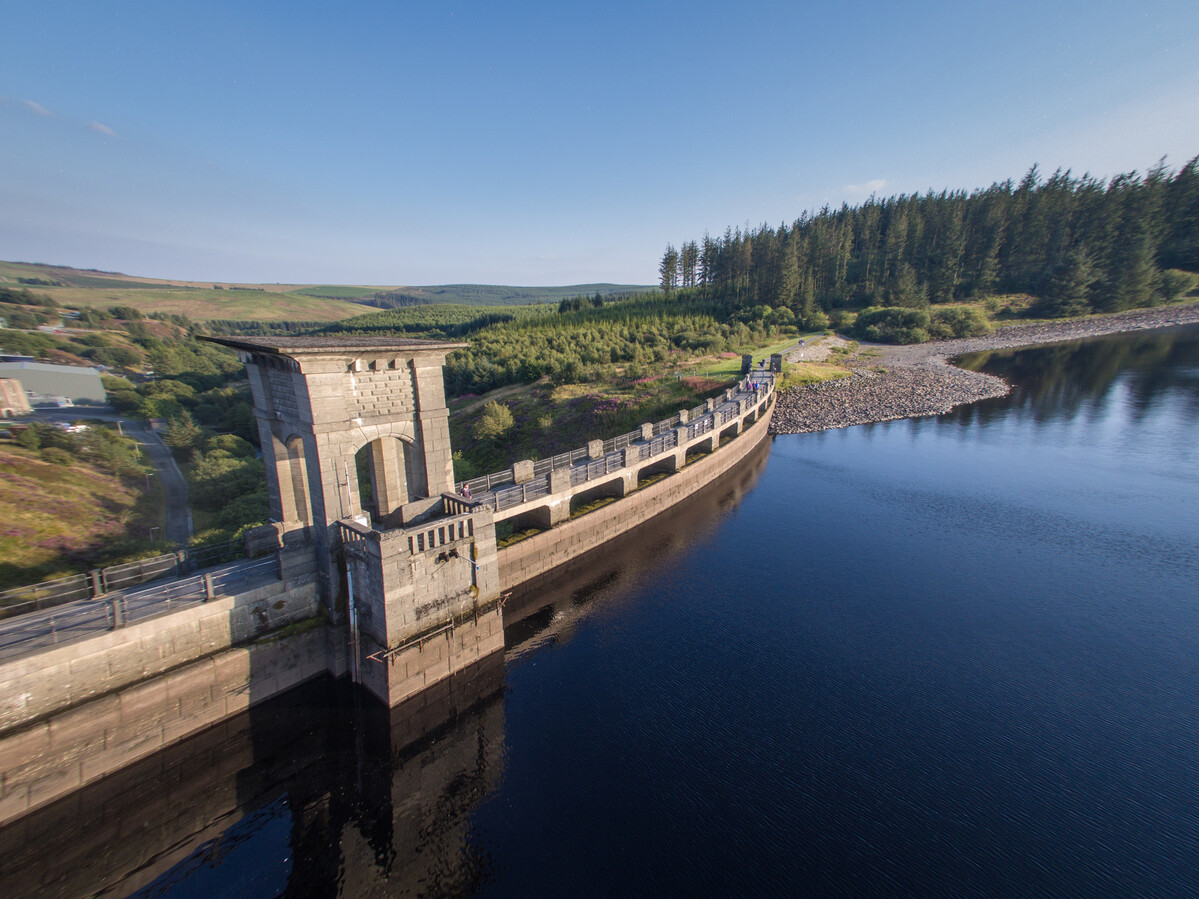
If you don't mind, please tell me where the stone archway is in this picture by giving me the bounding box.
[353,435,418,523]
[204,335,467,605]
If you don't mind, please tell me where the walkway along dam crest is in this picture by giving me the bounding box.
[0,337,775,824]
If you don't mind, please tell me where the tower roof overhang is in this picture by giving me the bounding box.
[201,335,469,357]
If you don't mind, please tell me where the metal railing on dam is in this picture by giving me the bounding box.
[0,556,280,662]
[459,373,775,514]
[0,538,248,620]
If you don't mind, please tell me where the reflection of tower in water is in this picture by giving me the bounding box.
[279,653,507,895]
[0,654,507,897]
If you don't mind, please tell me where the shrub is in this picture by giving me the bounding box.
[802,309,830,330]
[15,426,41,450]
[929,307,993,340]
[851,307,932,344]
[452,450,480,482]
[1160,269,1197,302]
[41,447,73,465]
[828,310,855,330]
[205,433,255,457]
[88,346,143,369]
[474,401,514,441]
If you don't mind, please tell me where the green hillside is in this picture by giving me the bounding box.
[0,261,653,320]
[353,283,654,307]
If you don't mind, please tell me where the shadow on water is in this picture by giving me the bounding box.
[0,428,773,898]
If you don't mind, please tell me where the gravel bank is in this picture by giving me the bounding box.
[770,303,1199,435]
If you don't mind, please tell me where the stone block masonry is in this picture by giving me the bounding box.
[0,578,319,733]
[0,554,336,827]
[357,605,504,708]
[498,398,775,591]
[342,505,503,707]
[0,624,339,826]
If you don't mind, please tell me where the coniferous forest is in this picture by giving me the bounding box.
[307,156,1199,397]
[659,158,1199,327]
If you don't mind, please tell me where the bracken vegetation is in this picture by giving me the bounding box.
[0,423,157,588]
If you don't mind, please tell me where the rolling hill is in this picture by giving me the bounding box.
[0,261,653,321]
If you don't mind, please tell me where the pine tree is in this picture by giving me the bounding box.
[699,233,717,290]
[659,244,679,294]
[475,401,514,440]
[1036,245,1098,317]
[680,241,699,288]
[777,234,800,310]
[1161,155,1199,270]
[889,263,928,308]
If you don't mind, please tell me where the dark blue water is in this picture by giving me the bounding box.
[467,326,1199,897]
[3,326,1197,897]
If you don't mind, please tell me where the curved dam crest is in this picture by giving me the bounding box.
[0,338,775,826]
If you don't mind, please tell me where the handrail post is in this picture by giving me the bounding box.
[108,597,124,629]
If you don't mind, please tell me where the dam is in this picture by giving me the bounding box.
[0,337,774,825]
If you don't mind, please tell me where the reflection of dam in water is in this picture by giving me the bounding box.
[504,434,773,658]
[0,434,772,896]
[0,658,508,898]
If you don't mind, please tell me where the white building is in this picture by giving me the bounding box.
[0,361,107,405]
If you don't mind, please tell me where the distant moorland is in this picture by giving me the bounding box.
[0,260,651,321]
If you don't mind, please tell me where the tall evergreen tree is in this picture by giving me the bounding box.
[1036,245,1098,317]
[659,244,679,294]
[1161,156,1199,270]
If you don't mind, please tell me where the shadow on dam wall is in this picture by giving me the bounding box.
[0,433,773,897]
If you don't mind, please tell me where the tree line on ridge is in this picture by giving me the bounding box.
[659,157,1199,322]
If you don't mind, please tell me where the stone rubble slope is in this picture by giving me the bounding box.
[771,303,1199,435]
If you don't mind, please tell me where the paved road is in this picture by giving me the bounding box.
[30,406,193,544]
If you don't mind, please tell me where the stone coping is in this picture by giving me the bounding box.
[202,335,468,355]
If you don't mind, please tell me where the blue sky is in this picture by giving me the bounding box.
[2,0,1198,286]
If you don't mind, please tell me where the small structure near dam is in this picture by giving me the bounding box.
[0,335,774,825]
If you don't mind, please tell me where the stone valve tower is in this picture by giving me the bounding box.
[206,336,503,707]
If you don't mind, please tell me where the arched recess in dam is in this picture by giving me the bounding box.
[353,435,421,524]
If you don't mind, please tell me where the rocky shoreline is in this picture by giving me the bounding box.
[769,303,1199,435]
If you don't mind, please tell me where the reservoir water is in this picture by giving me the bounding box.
[3,325,1198,897]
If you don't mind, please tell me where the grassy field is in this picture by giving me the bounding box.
[689,336,809,378]
[0,442,161,588]
[42,286,365,321]
[1,260,654,321]
[352,283,655,307]
[292,285,382,299]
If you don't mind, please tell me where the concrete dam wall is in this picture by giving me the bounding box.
[0,337,777,826]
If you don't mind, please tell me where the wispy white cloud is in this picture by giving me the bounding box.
[88,121,117,138]
[844,178,887,197]
[22,99,54,117]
